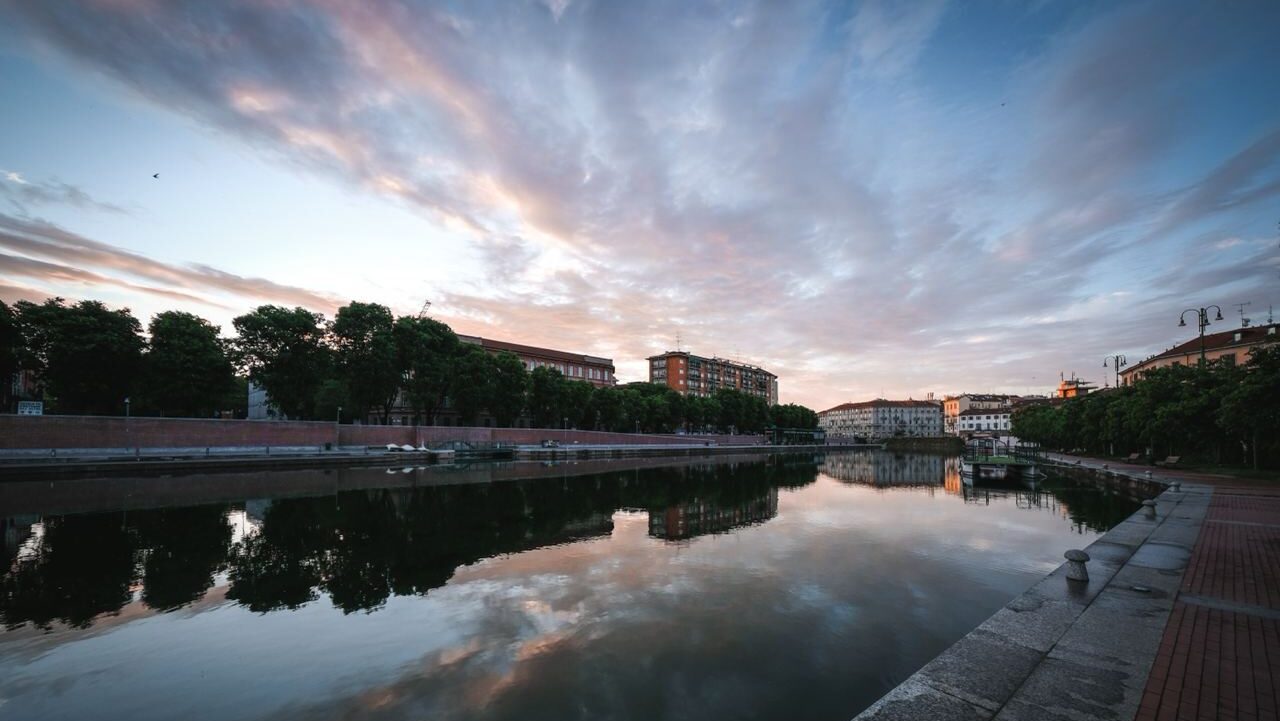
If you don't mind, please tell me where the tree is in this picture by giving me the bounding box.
[231,306,329,420]
[488,352,528,427]
[331,302,399,423]
[562,380,595,429]
[142,311,235,417]
[1220,345,1280,469]
[393,316,458,425]
[13,299,144,414]
[528,366,566,428]
[0,301,17,411]
[770,403,818,429]
[450,345,492,425]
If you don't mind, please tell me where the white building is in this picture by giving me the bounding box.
[818,399,943,441]
[957,407,1012,435]
[942,394,1016,435]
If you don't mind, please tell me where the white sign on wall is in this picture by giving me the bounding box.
[16,401,43,416]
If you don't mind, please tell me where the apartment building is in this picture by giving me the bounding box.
[942,393,1016,435]
[647,351,778,405]
[818,399,943,441]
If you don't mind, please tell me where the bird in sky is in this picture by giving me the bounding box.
[152,173,159,179]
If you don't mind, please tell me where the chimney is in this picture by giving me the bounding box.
[1234,332,1242,342]
[1270,326,1277,336]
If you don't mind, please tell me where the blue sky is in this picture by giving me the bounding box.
[0,0,1277,409]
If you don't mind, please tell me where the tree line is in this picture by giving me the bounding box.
[1011,345,1280,469]
[0,297,818,432]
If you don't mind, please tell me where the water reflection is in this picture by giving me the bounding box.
[0,452,1144,721]
[2,455,818,628]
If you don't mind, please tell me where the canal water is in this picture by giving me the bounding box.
[0,451,1139,721]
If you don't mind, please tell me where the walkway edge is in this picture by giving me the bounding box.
[852,476,1210,721]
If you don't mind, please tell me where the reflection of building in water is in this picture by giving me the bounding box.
[944,457,963,494]
[3,515,40,565]
[820,453,945,487]
[648,489,779,541]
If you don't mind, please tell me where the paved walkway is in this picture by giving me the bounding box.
[1049,453,1280,721]
[1136,484,1280,721]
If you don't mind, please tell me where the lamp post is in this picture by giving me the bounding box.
[1103,354,1127,388]
[1179,306,1223,365]
[124,397,130,418]
[336,405,342,424]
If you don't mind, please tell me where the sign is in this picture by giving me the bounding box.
[17,401,43,416]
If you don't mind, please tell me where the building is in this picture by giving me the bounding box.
[818,399,943,441]
[957,407,1012,435]
[942,394,1016,435]
[458,335,616,388]
[647,351,778,405]
[1055,376,1096,398]
[1119,323,1278,385]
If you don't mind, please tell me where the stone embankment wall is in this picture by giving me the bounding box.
[0,414,765,450]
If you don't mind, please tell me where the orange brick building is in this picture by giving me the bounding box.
[647,351,778,405]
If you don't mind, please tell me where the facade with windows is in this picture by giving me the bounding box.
[942,394,1016,435]
[957,407,1012,435]
[458,335,616,388]
[818,399,942,441]
[647,351,778,405]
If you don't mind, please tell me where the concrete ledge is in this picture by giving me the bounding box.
[853,482,1210,721]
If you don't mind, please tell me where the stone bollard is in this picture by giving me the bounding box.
[1143,499,1157,519]
[1102,463,1109,469]
[1064,549,1090,582]
[1170,481,1181,492]
[1145,470,1152,478]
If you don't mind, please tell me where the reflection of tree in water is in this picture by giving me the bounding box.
[2,513,140,630]
[953,476,1142,534]
[1,455,821,628]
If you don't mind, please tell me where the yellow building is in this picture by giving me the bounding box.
[1119,323,1278,385]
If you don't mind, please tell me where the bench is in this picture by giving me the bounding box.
[1125,453,1141,462]
[1155,455,1181,467]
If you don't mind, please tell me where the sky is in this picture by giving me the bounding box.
[0,0,1277,410]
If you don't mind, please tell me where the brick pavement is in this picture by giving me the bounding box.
[1135,484,1280,721]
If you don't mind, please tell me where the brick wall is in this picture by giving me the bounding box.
[0,415,764,450]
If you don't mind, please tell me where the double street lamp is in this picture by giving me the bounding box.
[1103,354,1127,388]
[1179,306,1223,365]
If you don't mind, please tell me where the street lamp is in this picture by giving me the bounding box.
[1103,354,1127,388]
[124,397,130,418]
[1179,305,1223,365]
[336,405,342,424]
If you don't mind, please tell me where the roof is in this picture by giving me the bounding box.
[647,350,776,378]
[946,393,1015,402]
[1122,323,1279,373]
[459,335,614,367]
[820,399,942,414]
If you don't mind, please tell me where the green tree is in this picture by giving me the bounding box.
[528,366,567,428]
[231,305,329,419]
[142,311,235,417]
[1220,345,1280,469]
[0,301,18,411]
[562,380,595,429]
[393,316,458,425]
[331,302,400,423]
[488,352,528,427]
[450,345,492,425]
[770,403,818,429]
[13,298,144,414]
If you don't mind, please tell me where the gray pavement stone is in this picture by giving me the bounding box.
[855,678,992,721]
[914,630,1045,712]
[1128,541,1191,571]
[975,596,1082,653]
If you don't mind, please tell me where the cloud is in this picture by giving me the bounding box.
[0,213,339,312]
[0,174,129,214]
[2,0,1278,405]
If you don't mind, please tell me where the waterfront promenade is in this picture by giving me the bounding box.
[1054,455,1280,721]
[855,454,1279,721]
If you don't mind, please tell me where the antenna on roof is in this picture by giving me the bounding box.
[1234,301,1252,328]
[417,299,432,319]
[676,331,682,352]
